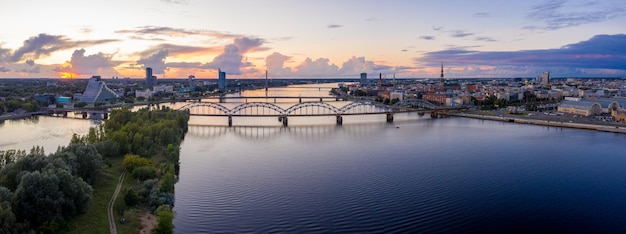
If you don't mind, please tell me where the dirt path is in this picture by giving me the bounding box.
[139,213,157,234]
[108,170,126,234]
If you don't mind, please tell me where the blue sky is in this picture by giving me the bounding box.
[0,0,625,78]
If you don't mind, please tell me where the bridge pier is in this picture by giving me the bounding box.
[386,112,394,123]
[336,115,343,125]
[299,97,302,103]
[228,116,233,127]
[103,113,108,120]
[82,112,87,119]
[431,112,438,118]
[63,112,68,117]
[320,98,323,102]
[282,116,288,127]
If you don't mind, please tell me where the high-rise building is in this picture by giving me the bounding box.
[218,68,226,92]
[541,71,550,88]
[188,75,195,87]
[146,67,156,87]
[360,72,367,85]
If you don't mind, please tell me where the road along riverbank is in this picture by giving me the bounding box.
[451,112,626,134]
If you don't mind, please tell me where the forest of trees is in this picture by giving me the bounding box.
[0,106,188,233]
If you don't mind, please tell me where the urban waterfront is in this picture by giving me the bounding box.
[2,84,626,232]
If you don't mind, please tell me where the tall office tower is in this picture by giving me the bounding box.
[146,67,154,87]
[218,68,226,92]
[541,71,550,88]
[360,72,367,85]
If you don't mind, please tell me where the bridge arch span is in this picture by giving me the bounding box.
[285,102,340,116]
[178,102,231,115]
[339,100,393,114]
[231,102,286,115]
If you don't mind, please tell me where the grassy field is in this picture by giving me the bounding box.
[61,158,141,234]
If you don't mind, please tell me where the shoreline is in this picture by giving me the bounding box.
[451,112,626,134]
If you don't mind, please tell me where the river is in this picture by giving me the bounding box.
[2,83,626,232]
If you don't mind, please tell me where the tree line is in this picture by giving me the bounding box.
[0,106,188,233]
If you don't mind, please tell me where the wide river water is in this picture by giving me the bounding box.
[2,83,626,232]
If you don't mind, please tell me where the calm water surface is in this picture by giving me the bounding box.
[174,117,626,233]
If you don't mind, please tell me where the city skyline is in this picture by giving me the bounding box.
[0,0,625,79]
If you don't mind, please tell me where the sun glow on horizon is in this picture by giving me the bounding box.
[60,72,77,79]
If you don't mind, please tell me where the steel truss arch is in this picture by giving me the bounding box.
[339,100,393,114]
[285,102,340,115]
[230,102,286,115]
[178,102,231,115]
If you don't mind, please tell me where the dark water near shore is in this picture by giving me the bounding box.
[173,117,626,233]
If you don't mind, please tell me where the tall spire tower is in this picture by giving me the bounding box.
[439,62,444,90]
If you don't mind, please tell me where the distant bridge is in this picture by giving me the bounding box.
[178,99,459,127]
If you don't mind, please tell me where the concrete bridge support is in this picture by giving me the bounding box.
[281,116,288,127]
[431,112,438,118]
[386,112,394,123]
[336,115,343,125]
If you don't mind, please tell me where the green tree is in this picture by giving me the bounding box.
[124,188,139,207]
[123,154,153,172]
[153,205,174,234]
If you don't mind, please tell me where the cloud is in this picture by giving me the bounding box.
[525,0,626,31]
[0,67,9,73]
[161,0,189,4]
[116,26,241,39]
[140,43,221,57]
[264,53,396,78]
[327,24,343,28]
[55,49,120,75]
[265,52,292,77]
[137,49,169,74]
[419,36,435,40]
[450,30,474,38]
[25,59,35,66]
[166,62,203,68]
[473,12,491,17]
[9,33,118,62]
[432,26,443,31]
[8,33,118,62]
[475,36,497,42]
[293,58,339,77]
[338,56,392,75]
[414,34,626,77]
[401,49,408,52]
[203,37,264,75]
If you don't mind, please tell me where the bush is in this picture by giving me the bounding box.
[123,154,153,172]
[132,166,156,181]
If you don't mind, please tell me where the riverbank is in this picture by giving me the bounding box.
[451,112,626,134]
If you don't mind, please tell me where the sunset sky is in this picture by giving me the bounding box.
[0,0,625,79]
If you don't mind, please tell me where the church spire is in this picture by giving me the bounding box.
[439,62,444,90]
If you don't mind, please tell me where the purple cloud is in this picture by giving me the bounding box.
[450,30,474,38]
[419,36,435,40]
[203,37,264,75]
[327,24,343,28]
[525,0,626,31]
[137,49,169,74]
[8,33,117,62]
[415,34,626,77]
[0,67,10,73]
